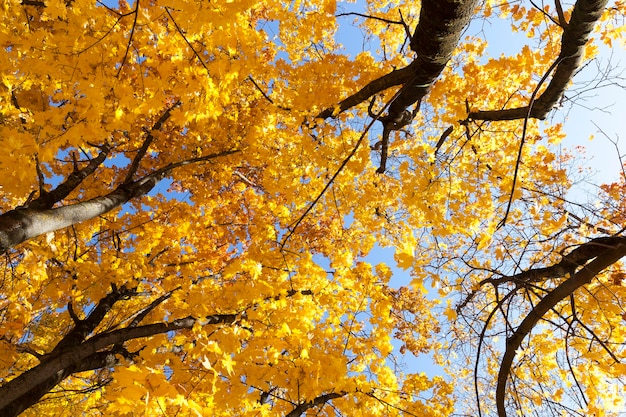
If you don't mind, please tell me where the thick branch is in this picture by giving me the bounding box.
[2,350,118,417]
[24,144,111,211]
[47,285,136,359]
[505,236,626,283]
[0,179,156,254]
[469,0,608,121]
[316,65,415,119]
[284,392,347,417]
[0,284,309,414]
[390,0,478,116]
[124,102,180,184]
[0,313,237,413]
[0,149,238,254]
[318,0,478,121]
[495,239,626,417]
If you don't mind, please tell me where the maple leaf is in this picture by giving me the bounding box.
[0,1,624,417]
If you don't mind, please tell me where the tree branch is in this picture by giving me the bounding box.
[504,236,626,283]
[495,238,626,417]
[284,392,346,417]
[0,312,238,414]
[124,102,180,184]
[0,350,119,417]
[24,144,111,210]
[336,11,404,26]
[318,0,478,151]
[116,0,139,77]
[469,0,608,121]
[46,284,137,359]
[0,284,312,415]
[498,56,564,227]
[316,64,415,119]
[0,149,237,254]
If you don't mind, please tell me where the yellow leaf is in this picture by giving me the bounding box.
[220,354,236,376]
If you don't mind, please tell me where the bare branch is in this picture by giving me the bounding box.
[248,75,274,104]
[495,238,626,417]
[164,7,210,72]
[116,0,139,77]
[247,76,291,111]
[469,0,608,122]
[498,56,563,228]
[504,236,626,283]
[336,11,403,26]
[281,89,402,248]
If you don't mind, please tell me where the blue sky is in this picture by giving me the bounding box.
[131,0,625,385]
[329,0,626,381]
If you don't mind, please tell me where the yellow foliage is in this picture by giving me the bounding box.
[0,0,623,416]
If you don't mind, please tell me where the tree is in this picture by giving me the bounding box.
[0,0,624,415]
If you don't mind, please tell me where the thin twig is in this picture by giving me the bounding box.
[164,7,210,72]
[498,57,564,228]
[473,290,518,417]
[116,0,139,77]
[398,10,413,40]
[280,121,375,248]
[336,11,403,25]
[248,76,274,104]
[529,0,562,27]
[247,76,291,110]
[145,149,240,181]
[280,87,406,249]
[591,120,626,181]
[124,101,181,184]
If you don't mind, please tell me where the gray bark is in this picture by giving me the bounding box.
[0,150,238,254]
[0,176,159,254]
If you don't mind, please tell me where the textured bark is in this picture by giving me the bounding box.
[0,150,238,254]
[318,0,479,121]
[316,64,416,119]
[389,0,479,116]
[503,236,626,282]
[495,238,626,417]
[0,177,159,254]
[284,392,347,417]
[0,307,237,416]
[469,0,608,121]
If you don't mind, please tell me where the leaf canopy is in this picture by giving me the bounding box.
[0,0,625,416]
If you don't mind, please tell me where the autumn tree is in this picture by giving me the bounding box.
[0,0,625,416]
